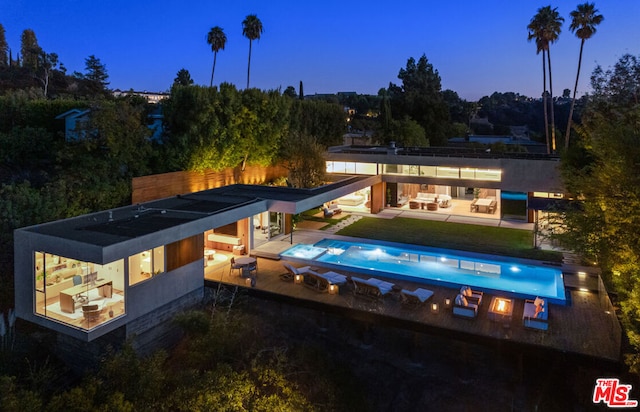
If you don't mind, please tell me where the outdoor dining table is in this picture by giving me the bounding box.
[475,198,493,213]
[235,256,257,277]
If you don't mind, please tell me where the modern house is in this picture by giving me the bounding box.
[14,145,568,353]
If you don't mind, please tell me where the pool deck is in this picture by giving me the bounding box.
[206,228,621,365]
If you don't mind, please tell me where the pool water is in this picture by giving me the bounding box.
[281,238,566,305]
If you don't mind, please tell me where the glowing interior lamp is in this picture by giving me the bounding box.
[440,257,447,262]
[578,271,586,278]
[579,288,590,292]
[510,266,521,273]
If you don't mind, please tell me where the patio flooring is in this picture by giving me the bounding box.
[205,227,621,364]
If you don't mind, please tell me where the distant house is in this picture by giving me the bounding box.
[55,108,91,141]
[112,89,170,104]
[56,107,165,143]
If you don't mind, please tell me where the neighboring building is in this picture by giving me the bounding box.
[55,108,91,141]
[112,89,170,104]
[14,145,566,356]
[56,107,165,142]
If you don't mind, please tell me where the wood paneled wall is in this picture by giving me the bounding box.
[166,234,204,272]
[132,165,289,204]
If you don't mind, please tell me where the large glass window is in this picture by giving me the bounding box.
[34,252,125,330]
[379,164,501,181]
[325,161,376,175]
[129,247,165,285]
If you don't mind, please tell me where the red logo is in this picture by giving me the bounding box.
[593,378,638,408]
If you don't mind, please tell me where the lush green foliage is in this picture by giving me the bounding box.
[0,304,364,411]
[560,53,640,375]
[385,55,450,146]
[280,132,326,188]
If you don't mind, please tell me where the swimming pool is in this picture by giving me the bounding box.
[281,238,566,305]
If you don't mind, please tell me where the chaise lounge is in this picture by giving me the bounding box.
[303,269,348,293]
[400,288,434,305]
[281,262,311,281]
[351,276,395,300]
[523,297,549,330]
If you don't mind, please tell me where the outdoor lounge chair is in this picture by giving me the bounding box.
[523,297,549,330]
[400,288,434,305]
[453,293,478,318]
[351,276,394,300]
[303,270,348,292]
[460,286,483,305]
[281,262,311,281]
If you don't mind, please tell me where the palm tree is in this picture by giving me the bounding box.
[528,18,550,154]
[242,14,263,89]
[528,6,563,154]
[207,26,226,87]
[565,3,603,149]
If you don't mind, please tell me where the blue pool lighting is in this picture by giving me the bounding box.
[281,238,566,305]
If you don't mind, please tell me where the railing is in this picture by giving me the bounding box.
[333,146,560,161]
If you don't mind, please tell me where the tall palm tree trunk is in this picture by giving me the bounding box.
[547,48,557,153]
[246,40,253,89]
[542,51,550,154]
[210,52,217,87]
[565,39,585,150]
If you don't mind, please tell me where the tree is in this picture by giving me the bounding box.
[565,2,603,149]
[0,24,8,67]
[528,6,564,153]
[299,80,304,100]
[242,14,263,89]
[560,54,640,375]
[387,55,450,146]
[281,131,326,188]
[20,29,39,71]
[283,86,297,98]
[206,26,226,87]
[80,55,109,96]
[173,68,194,87]
[36,51,58,98]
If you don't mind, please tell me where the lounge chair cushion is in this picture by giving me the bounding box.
[455,294,468,307]
[401,288,434,304]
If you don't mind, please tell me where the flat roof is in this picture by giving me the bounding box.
[20,176,376,248]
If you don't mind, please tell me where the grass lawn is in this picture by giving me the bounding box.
[336,217,563,263]
[299,208,351,230]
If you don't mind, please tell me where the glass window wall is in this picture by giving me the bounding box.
[34,252,125,330]
[379,164,502,181]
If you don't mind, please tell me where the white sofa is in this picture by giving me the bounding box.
[416,192,437,202]
[338,194,365,206]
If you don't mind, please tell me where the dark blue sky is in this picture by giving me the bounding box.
[2,1,638,100]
